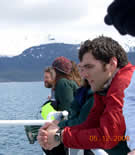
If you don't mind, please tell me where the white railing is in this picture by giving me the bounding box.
[0,120,51,126]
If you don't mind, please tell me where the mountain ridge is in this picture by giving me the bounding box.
[0,43,79,82]
[0,43,134,82]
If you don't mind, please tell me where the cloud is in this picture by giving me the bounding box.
[0,0,89,25]
[1,0,134,56]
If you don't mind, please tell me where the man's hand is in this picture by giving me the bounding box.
[37,122,61,150]
[128,150,135,155]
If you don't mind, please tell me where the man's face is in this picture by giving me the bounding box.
[44,72,54,88]
[79,52,112,92]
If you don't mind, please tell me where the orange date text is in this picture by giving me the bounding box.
[89,136,130,142]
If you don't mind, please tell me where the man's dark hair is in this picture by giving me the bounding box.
[78,36,128,68]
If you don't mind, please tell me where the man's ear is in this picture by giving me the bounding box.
[110,57,118,70]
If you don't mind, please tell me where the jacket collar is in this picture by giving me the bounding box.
[96,68,119,96]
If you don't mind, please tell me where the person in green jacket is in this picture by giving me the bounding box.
[43,56,81,155]
[52,57,80,111]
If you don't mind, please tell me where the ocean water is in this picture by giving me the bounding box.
[0,82,50,155]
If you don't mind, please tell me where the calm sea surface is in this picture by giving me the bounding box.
[0,81,50,155]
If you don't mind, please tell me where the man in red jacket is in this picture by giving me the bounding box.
[38,36,135,155]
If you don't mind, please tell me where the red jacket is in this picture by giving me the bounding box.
[63,63,135,149]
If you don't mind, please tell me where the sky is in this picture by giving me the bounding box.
[0,0,135,56]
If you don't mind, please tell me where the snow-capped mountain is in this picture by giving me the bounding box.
[0,43,80,82]
[0,42,134,82]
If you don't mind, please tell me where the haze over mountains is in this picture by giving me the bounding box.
[0,43,134,82]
